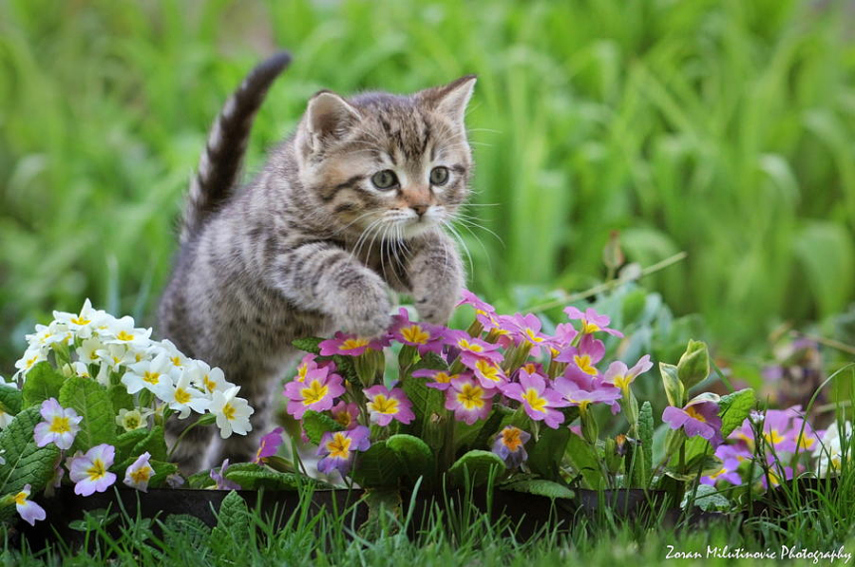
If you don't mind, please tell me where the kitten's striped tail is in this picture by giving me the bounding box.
[180,51,292,244]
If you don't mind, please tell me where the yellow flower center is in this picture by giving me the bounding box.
[582,321,600,334]
[326,433,352,459]
[49,416,71,434]
[574,355,597,375]
[522,388,547,413]
[401,324,430,344]
[763,429,785,445]
[369,394,399,415]
[203,375,216,393]
[341,338,369,351]
[334,410,353,428]
[301,380,329,406]
[457,383,485,410]
[13,491,28,506]
[502,427,524,452]
[87,459,107,482]
[71,316,91,325]
[613,374,631,391]
[797,435,815,450]
[524,328,544,344]
[129,465,152,484]
[434,372,454,384]
[116,330,135,341]
[296,363,309,383]
[170,356,182,367]
[26,357,38,369]
[523,363,537,375]
[174,388,191,404]
[222,403,236,421]
[475,359,501,382]
[143,371,160,385]
[458,339,483,353]
[685,406,707,423]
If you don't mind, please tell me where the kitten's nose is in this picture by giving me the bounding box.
[411,204,429,217]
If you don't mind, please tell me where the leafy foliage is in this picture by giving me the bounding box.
[0,407,60,502]
[302,410,343,446]
[58,376,116,453]
[20,362,64,408]
[447,450,506,488]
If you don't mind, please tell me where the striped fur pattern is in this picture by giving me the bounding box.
[159,53,476,472]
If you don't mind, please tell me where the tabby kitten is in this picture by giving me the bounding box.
[158,52,476,472]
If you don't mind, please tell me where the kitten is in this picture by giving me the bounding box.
[158,51,476,472]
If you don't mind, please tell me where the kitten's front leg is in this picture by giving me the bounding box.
[407,232,465,325]
[273,242,393,337]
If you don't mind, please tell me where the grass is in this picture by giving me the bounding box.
[1,0,855,372]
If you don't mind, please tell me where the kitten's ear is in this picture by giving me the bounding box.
[421,75,477,126]
[300,91,361,153]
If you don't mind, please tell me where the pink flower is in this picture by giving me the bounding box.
[564,306,623,337]
[123,452,154,492]
[210,459,240,490]
[492,426,531,468]
[602,355,653,393]
[13,484,46,526]
[68,444,117,496]
[469,358,507,390]
[502,369,569,429]
[662,398,723,447]
[553,374,621,412]
[444,375,496,425]
[33,398,82,450]
[552,323,580,350]
[283,366,345,419]
[364,385,415,426]
[292,354,325,383]
[253,427,285,463]
[504,313,554,356]
[700,456,742,486]
[317,426,371,476]
[330,401,360,430]
[319,332,388,357]
[556,334,606,377]
[456,289,495,314]
[445,330,503,367]
[390,308,446,355]
[412,368,458,391]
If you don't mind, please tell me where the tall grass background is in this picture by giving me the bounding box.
[1,0,854,371]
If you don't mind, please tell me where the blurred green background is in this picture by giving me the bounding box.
[1,0,854,374]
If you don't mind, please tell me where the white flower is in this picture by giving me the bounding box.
[186,361,230,397]
[813,421,852,477]
[14,346,48,377]
[159,339,189,371]
[26,323,72,349]
[76,337,105,365]
[124,452,154,492]
[116,408,153,431]
[53,299,107,340]
[33,398,83,450]
[210,386,254,438]
[101,316,152,348]
[121,353,174,400]
[161,370,211,419]
[0,406,12,430]
[97,343,138,371]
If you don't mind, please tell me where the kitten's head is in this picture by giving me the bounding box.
[294,76,476,240]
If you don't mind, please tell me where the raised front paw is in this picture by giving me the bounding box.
[331,275,394,338]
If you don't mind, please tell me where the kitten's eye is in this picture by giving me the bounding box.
[429,166,449,186]
[371,170,398,190]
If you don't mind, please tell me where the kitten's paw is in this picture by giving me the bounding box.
[414,286,459,326]
[333,278,393,338]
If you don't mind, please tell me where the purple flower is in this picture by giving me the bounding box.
[492,426,531,468]
[553,374,621,413]
[457,289,495,314]
[564,306,623,337]
[602,355,653,393]
[317,426,371,476]
[412,368,458,391]
[253,427,285,464]
[445,330,503,367]
[283,365,346,419]
[211,459,241,490]
[552,323,580,350]
[364,385,415,426]
[318,332,388,357]
[662,397,723,447]
[701,457,742,486]
[390,308,446,355]
[13,484,46,526]
[68,444,117,496]
[444,375,496,425]
[33,398,82,450]
[123,452,154,492]
[470,358,507,390]
[502,369,569,429]
[330,401,360,430]
[556,334,606,378]
[504,313,554,356]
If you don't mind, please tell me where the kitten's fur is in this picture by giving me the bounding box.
[158,52,475,471]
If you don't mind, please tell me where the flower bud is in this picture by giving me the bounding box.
[659,362,685,407]
[677,340,710,389]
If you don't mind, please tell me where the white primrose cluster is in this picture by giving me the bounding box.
[11,299,253,438]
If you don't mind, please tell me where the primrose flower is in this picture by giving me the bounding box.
[603,355,653,394]
[552,323,580,350]
[730,406,820,454]
[564,306,623,337]
[283,366,345,419]
[813,421,852,477]
[210,386,255,438]
[444,375,496,425]
[701,457,742,486]
[662,396,723,447]
[492,426,531,469]
[33,398,82,450]
[53,298,106,339]
[556,334,606,378]
[457,289,495,315]
[254,427,285,464]
[470,358,507,389]
[502,369,569,429]
[505,313,554,356]
[14,346,48,377]
[69,444,117,496]
[210,459,241,490]
[116,408,153,431]
[102,315,153,347]
[317,426,371,476]
[330,401,360,429]
[161,369,212,419]
[291,354,324,384]
[445,330,503,366]
[12,485,46,526]
[319,332,387,357]
[122,352,175,399]
[124,452,154,492]
[390,308,446,355]
[364,385,415,426]
[412,368,458,391]
[0,406,13,430]
[187,362,230,396]
[553,374,621,413]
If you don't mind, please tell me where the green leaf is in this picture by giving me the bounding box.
[352,441,404,488]
[21,362,65,408]
[718,388,756,437]
[676,340,710,390]
[115,428,150,463]
[162,514,211,553]
[291,337,324,354]
[149,460,179,488]
[108,384,135,415]
[302,410,343,446]
[682,484,731,511]
[0,386,22,416]
[528,425,569,482]
[0,407,61,498]
[213,491,250,542]
[386,434,434,483]
[401,376,444,442]
[447,450,506,488]
[472,406,513,450]
[225,469,304,490]
[132,426,168,462]
[187,470,216,489]
[58,377,116,452]
[500,479,575,500]
[637,401,654,487]
[565,433,605,489]
[411,352,449,372]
